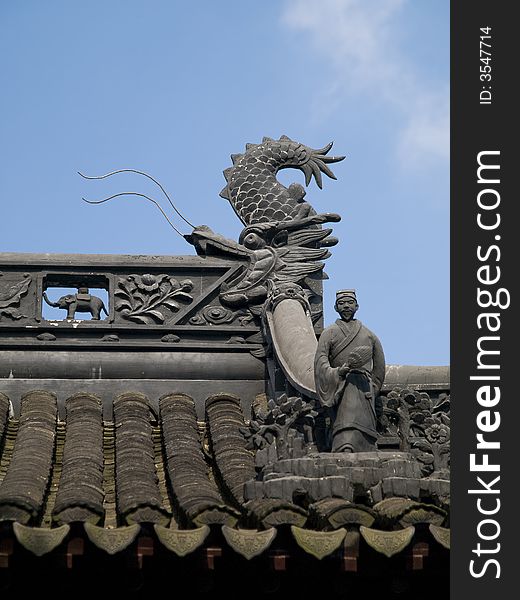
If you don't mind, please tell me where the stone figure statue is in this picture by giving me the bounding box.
[314,290,385,453]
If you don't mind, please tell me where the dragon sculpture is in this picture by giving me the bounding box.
[80,135,345,398]
[219,135,344,224]
[186,136,344,307]
[81,135,344,311]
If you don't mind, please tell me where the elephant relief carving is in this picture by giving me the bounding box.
[43,287,108,320]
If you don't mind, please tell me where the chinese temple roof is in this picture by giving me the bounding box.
[0,138,449,596]
[0,387,449,564]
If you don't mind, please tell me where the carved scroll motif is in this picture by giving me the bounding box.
[189,305,254,326]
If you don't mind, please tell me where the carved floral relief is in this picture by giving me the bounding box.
[0,274,31,321]
[114,274,193,325]
[381,389,450,476]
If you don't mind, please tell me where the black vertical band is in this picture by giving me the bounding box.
[451,2,516,597]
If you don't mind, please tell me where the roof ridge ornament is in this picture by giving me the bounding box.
[219,135,345,225]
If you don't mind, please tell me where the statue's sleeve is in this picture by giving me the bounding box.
[371,334,386,393]
[314,328,344,408]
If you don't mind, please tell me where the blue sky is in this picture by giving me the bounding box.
[0,0,449,365]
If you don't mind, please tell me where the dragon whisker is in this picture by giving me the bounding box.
[82,192,186,238]
[78,169,195,228]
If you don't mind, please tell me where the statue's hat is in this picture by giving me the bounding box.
[336,289,357,300]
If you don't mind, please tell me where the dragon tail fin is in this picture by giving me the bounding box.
[302,142,346,189]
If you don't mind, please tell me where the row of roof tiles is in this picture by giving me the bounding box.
[0,390,449,561]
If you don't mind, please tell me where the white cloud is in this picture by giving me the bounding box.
[281,0,449,165]
[397,93,449,165]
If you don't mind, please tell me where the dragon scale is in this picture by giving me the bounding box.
[220,135,345,225]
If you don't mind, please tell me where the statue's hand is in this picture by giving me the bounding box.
[338,364,350,378]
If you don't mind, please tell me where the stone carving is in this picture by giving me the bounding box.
[382,389,450,477]
[183,136,344,310]
[264,281,319,398]
[242,393,318,466]
[412,422,450,477]
[154,524,210,557]
[12,523,70,557]
[43,287,108,320]
[314,290,386,453]
[291,525,347,560]
[189,305,253,326]
[114,274,194,324]
[265,281,311,314]
[83,522,141,555]
[219,135,344,225]
[187,215,339,309]
[381,388,434,448]
[429,523,450,549]
[221,526,277,560]
[0,274,31,321]
[359,525,415,558]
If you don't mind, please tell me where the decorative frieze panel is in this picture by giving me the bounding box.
[0,273,32,322]
[114,274,194,325]
[0,254,264,352]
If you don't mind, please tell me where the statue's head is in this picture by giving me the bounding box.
[334,289,358,322]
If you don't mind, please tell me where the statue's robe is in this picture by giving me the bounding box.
[314,319,385,453]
